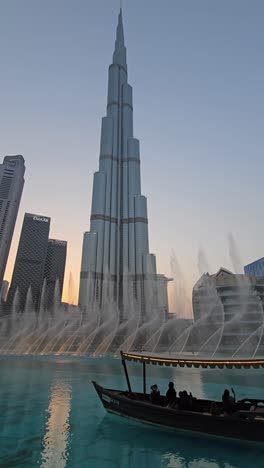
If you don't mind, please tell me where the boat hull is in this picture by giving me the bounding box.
[93,382,264,443]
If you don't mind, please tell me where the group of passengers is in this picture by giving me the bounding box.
[150,382,193,410]
[149,382,238,416]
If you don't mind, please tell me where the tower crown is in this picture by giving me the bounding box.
[113,9,127,68]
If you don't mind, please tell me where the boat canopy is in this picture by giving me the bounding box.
[121,352,264,369]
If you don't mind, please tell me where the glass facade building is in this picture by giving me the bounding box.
[43,239,67,310]
[0,155,25,291]
[244,258,264,277]
[8,213,50,311]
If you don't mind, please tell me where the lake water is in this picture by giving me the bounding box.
[0,355,263,467]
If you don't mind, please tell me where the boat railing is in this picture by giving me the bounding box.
[238,398,264,405]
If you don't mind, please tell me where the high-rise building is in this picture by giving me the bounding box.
[79,10,169,318]
[244,258,264,277]
[42,239,67,310]
[8,213,50,311]
[0,155,25,290]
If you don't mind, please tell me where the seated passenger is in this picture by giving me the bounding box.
[179,390,190,410]
[166,381,177,407]
[222,388,236,415]
[150,384,161,405]
[210,401,221,416]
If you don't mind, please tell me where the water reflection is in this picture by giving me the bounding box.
[95,415,263,468]
[0,356,264,467]
[41,380,72,467]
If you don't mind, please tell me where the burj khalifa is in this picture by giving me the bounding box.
[79,9,169,319]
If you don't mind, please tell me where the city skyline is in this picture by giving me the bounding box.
[1,1,264,311]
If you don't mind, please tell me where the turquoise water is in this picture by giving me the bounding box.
[0,356,264,467]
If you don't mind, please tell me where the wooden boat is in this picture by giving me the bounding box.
[92,352,264,443]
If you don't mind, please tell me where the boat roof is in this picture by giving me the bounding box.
[121,352,264,369]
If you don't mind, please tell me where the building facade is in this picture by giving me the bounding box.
[79,10,169,318]
[0,155,25,291]
[8,213,50,311]
[244,258,264,277]
[191,268,264,356]
[42,239,67,310]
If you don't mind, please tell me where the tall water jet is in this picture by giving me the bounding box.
[197,249,211,276]
[68,272,75,305]
[228,233,243,274]
[170,250,191,317]
[24,286,34,313]
[39,278,47,320]
[11,288,20,318]
[53,278,61,313]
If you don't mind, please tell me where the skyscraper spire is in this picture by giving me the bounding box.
[113,7,126,68]
[79,9,169,320]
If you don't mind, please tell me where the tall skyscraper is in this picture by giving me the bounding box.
[42,239,67,310]
[0,155,25,290]
[79,10,169,317]
[8,213,50,311]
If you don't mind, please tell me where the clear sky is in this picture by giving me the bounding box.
[1,0,263,312]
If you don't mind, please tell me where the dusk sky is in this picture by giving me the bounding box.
[1,0,263,311]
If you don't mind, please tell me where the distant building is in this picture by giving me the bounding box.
[42,239,67,310]
[8,213,50,311]
[244,258,264,277]
[0,155,25,291]
[157,274,172,315]
[192,268,264,355]
[0,280,9,302]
